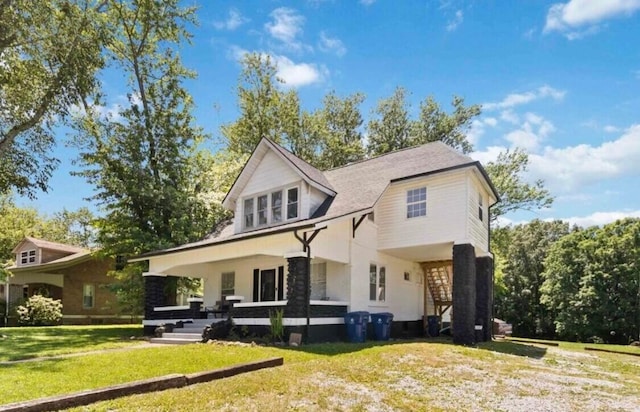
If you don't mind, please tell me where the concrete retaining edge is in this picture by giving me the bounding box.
[0,357,284,412]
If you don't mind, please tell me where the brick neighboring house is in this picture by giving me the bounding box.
[3,237,128,325]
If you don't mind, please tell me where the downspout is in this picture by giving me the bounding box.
[4,275,9,327]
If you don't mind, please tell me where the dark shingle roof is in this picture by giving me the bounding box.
[135,141,485,258]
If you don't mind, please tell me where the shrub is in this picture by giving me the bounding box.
[269,308,284,343]
[16,295,63,326]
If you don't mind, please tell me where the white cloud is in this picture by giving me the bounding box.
[213,9,249,31]
[446,10,464,32]
[272,55,327,87]
[470,145,506,165]
[484,117,498,127]
[265,7,305,50]
[500,110,520,124]
[505,129,540,151]
[562,210,640,227]
[529,124,640,191]
[496,210,640,228]
[318,31,347,57]
[227,46,326,88]
[483,85,566,111]
[604,125,620,133]
[544,0,640,39]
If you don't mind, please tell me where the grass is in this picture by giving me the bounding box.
[66,340,640,411]
[504,336,640,355]
[1,327,639,411]
[0,325,144,362]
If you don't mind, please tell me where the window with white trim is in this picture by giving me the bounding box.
[478,191,484,222]
[407,187,426,218]
[369,264,386,302]
[83,284,95,309]
[287,187,299,219]
[20,250,36,265]
[242,186,300,229]
[310,262,327,300]
[221,272,235,298]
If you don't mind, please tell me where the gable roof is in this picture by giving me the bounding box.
[11,237,86,255]
[135,141,498,259]
[222,138,335,210]
[8,250,95,272]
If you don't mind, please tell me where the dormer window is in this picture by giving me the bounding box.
[243,186,300,230]
[20,250,36,265]
[287,187,298,219]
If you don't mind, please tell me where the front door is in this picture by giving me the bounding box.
[260,269,276,301]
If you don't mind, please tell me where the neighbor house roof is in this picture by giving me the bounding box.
[134,140,498,260]
[8,250,95,273]
[11,237,86,255]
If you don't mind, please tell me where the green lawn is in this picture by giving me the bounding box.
[0,324,144,361]
[2,327,639,411]
[68,340,640,412]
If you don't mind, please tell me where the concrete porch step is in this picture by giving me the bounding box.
[150,337,201,345]
[163,332,202,340]
[175,327,207,334]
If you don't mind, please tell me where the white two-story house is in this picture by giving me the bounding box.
[135,137,499,344]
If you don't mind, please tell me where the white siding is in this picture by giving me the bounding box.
[240,150,301,197]
[348,218,424,322]
[466,173,490,254]
[377,170,468,250]
[309,186,328,217]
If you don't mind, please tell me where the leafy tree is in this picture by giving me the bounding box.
[73,0,216,311]
[485,149,553,221]
[411,95,479,154]
[315,91,366,169]
[222,53,285,154]
[367,87,413,156]
[496,220,571,337]
[541,219,640,343]
[0,0,107,198]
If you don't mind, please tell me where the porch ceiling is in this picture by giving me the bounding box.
[379,242,453,262]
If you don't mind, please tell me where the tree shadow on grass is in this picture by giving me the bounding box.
[476,340,547,359]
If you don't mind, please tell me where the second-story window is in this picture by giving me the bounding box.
[287,187,299,219]
[244,198,254,228]
[407,187,427,218]
[243,186,299,230]
[478,191,484,222]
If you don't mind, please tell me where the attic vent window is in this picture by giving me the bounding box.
[406,187,427,218]
[20,250,36,265]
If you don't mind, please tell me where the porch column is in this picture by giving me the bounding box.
[452,243,476,345]
[285,254,309,318]
[476,256,494,342]
[143,272,166,320]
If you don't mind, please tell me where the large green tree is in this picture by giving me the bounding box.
[495,220,571,337]
[367,87,413,156]
[541,219,640,343]
[0,0,107,198]
[73,0,217,312]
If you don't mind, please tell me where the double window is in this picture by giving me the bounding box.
[243,186,299,230]
[20,250,36,265]
[406,187,426,218]
[369,264,386,302]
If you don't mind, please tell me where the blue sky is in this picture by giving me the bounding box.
[21,0,640,227]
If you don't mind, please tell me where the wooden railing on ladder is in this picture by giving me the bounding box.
[420,260,453,323]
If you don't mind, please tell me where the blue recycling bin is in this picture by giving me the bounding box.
[427,315,440,337]
[370,312,394,341]
[344,311,369,342]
